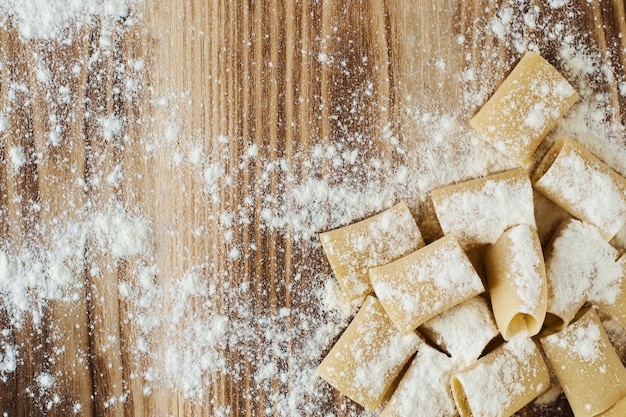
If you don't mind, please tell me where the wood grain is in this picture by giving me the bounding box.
[0,1,626,416]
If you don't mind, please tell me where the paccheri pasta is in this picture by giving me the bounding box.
[419,296,500,364]
[534,137,626,241]
[541,309,626,417]
[544,218,621,328]
[431,168,535,249]
[451,336,550,417]
[319,201,424,300]
[369,235,485,333]
[380,337,457,417]
[592,255,626,327]
[469,50,579,166]
[485,224,547,340]
[316,52,626,417]
[316,295,420,410]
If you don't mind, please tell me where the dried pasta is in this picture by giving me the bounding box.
[451,336,550,417]
[540,308,626,417]
[369,235,485,333]
[319,201,424,300]
[533,137,626,241]
[470,51,578,166]
[597,396,626,417]
[485,224,547,340]
[544,218,620,328]
[589,254,626,328]
[431,168,535,249]
[419,296,499,364]
[380,337,457,417]
[316,295,420,411]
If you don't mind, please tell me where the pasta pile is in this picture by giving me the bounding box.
[316,51,626,417]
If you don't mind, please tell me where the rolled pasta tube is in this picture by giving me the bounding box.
[533,137,626,241]
[369,235,485,333]
[316,296,420,411]
[469,51,578,166]
[544,219,619,328]
[380,338,457,417]
[485,224,547,340]
[419,296,499,364]
[590,254,626,328]
[319,201,425,300]
[431,168,536,249]
[451,336,550,417]
[540,308,626,417]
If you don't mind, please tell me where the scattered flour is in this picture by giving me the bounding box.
[420,296,500,365]
[0,0,135,39]
[0,0,624,416]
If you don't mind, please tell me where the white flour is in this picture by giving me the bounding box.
[0,0,624,416]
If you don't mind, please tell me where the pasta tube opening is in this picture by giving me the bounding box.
[507,312,540,340]
[451,376,473,417]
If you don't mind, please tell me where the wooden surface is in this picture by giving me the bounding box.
[1,1,626,416]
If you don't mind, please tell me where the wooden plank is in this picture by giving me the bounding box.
[1,24,48,417]
[0,1,625,416]
[83,22,126,417]
[28,31,94,415]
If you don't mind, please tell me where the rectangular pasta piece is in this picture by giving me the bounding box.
[419,296,499,364]
[544,219,620,328]
[316,296,420,411]
[589,254,626,328]
[470,51,578,166]
[380,337,457,417]
[369,235,485,333]
[540,308,626,417]
[597,396,626,417]
[485,224,547,340]
[319,201,424,300]
[431,168,536,249]
[533,137,626,241]
[451,336,550,417]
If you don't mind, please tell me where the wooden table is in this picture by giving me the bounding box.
[1,1,625,416]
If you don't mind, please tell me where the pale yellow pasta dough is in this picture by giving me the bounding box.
[380,337,457,417]
[419,296,499,364]
[543,218,620,329]
[485,224,547,340]
[591,254,626,329]
[451,336,550,417]
[596,396,626,417]
[316,296,420,411]
[533,137,626,241]
[470,51,578,166]
[540,309,626,417]
[319,201,424,300]
[431,168,536,249]
[369,235,485,333]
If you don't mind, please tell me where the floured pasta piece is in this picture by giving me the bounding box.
[485,224,547,340]
[380,338,457,417]
[320,201,424,300]
[470,51,578,166]
[369,235,485,333]
[431,168,535,249]
[540,308,626,417]
[590,254,626,328]
[544,219,620,328]
[597,396,626,417]
[451,336,550,417]
[533,137,626,241]
[316,295,420,410]
[419,296,499,364]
